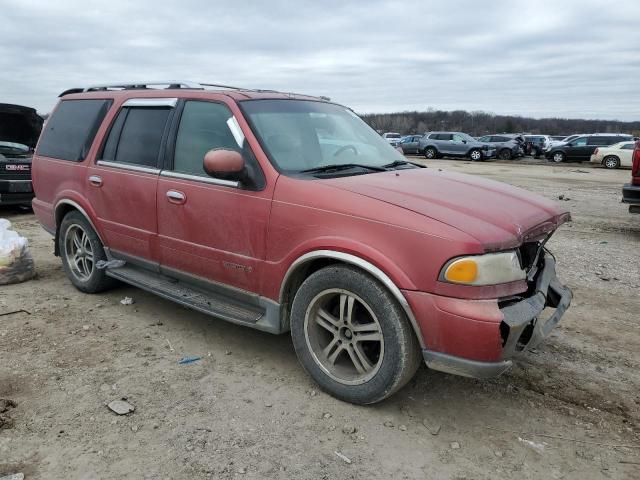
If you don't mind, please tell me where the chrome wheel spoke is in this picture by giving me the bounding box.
[316,308,340,333]
[339,294,355,324]
[345,343,372,374]
[323,338,344,365]
[73,231,82,250]
[354,331,383,343]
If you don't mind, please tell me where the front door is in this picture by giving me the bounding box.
[86,99,175,264]
[565,136,591,161]
[156,100,271,293]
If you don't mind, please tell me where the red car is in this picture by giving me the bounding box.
[622,140,640,214]
[32,81,572,404]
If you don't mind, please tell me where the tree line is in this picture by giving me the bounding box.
[360,109,640,137]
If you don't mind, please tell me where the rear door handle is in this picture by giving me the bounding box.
[88,175,103,187]
[166,190,186,204]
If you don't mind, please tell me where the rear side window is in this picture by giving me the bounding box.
[587,136,609,146]
[101,107,171,167]
[434,133,452,141]
[37,99,111,161]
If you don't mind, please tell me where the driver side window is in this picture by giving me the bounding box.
[573,137,587,147]
[173,101,240,177]
[452,134,464,142]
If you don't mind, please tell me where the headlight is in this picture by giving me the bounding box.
[440,251,526,286]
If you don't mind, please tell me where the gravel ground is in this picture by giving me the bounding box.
[1,157,639,479]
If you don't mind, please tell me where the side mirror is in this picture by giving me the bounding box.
[203,149,245,181]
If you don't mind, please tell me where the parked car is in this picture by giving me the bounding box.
[419,132,496,161]
[32,81,572,404]
[0,103,43,206]
[382,132,402,147]
[523,135,552,158]
[399,134,423,154]
[589,141,636,169]
[476,134,524,160]
[544,134,634,163]
[622,141,640,214]
[550,135,567,141]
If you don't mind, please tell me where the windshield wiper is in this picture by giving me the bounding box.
[381,160,417,169]
[300,163,387,174]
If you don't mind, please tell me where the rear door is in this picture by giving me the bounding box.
[86,98,175,266]
[437,133,454,154]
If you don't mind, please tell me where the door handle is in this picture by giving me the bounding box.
[88,175,103,187]
[166,190,186,204]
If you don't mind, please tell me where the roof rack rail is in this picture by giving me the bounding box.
[84,81,203,92]
[58,81,332,101]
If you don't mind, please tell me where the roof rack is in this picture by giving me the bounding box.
[58,81,331,101]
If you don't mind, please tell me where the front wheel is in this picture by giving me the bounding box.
[290,265,421,405]
[551,151,565,163]
[469,149,483,161]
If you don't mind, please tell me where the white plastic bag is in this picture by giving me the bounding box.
[0,219,35,285]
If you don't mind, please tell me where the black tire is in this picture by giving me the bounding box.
[59,211,117,293]
[602,155,620,169]
[469,149,483,161]
[499,149,512,160]
[290,265,422,405]
[550,151,565,163]
[423,147,437,160]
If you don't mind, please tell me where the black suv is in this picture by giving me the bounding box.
[0,103,44,206]
[545,134,633,163]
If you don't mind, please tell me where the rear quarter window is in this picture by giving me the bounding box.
[37,99,112,161]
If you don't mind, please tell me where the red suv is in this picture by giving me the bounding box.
[32,81,572,404]
[622,140,640,214]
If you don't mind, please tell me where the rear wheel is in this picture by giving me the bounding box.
[469,149,483,161]
[290,265,421,405]
[59,211,116,293]
[424,147,437,159]
[603,155,620,169]
[499,149,512,160]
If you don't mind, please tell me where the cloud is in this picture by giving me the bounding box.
[0,0,638,120]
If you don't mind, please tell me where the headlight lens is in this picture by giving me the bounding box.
[441,251,526,286]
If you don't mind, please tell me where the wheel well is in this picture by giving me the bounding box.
[53,203,77,256]
[280,258,339,329]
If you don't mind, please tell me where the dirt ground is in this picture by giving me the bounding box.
[1,157,639,479]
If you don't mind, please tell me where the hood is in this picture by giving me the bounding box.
[0,103,43,151]
[323,168,570,250]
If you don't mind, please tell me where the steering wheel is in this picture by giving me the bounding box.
[333,144,358,157]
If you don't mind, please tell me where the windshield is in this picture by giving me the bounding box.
[241,100,406,173]
[0,141,30,155]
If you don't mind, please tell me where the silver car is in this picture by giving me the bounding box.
[418,132,496,161]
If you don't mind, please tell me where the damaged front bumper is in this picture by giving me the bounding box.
[422,253,572,378]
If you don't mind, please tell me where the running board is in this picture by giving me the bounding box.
[106,265,266,327]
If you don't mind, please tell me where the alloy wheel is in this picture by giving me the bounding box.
[64,224,94,281]
[470,150,482,161]
[553,152,564,163]
[304,289,384,385]
[604,157,618,169]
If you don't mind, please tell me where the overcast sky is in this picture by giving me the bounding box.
[1,0,638,120]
